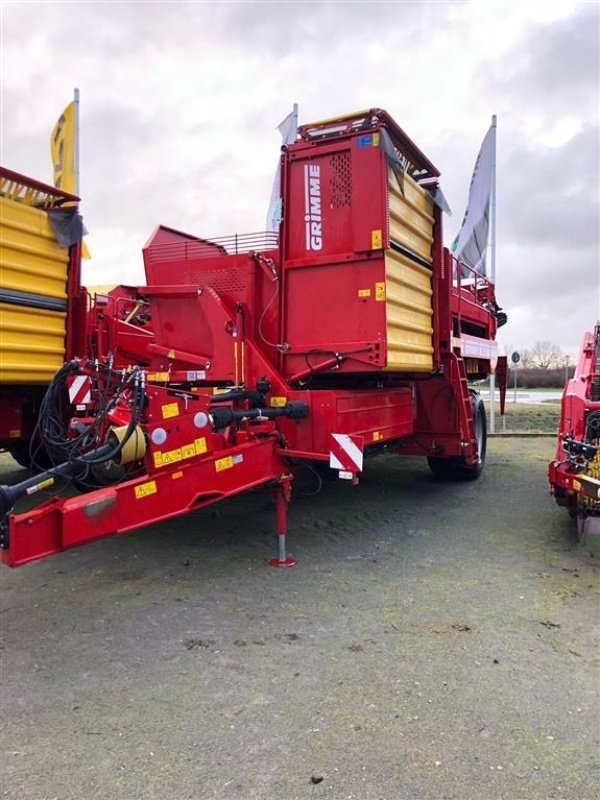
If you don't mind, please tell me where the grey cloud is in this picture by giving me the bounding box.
[43,2,204,59]
[481,4,599,116]
[0,88,44,168]
[500,124,600,249]
[495,242,598,355]
[29,0,451,61]
[499,244,597,305]
[202,1,449,56]
[86,153,237,234]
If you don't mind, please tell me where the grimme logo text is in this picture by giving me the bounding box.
[304,164,323,251]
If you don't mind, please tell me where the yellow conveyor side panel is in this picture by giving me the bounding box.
[0,196,69,299]
[384,248,434,372]
[0,303,67,384]
[388,169,434,264]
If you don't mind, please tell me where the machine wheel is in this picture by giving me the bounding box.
[6,441,32,469]
[428,393,487,481]
[576,513,600,551]
[6,439,52,471]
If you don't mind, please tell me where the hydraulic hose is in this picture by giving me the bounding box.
[211,402,308,430]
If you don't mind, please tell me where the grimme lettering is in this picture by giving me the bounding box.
[304,163,323,251]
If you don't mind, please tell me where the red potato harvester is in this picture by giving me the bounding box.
[0,109,507,568]
[548,323,600,543]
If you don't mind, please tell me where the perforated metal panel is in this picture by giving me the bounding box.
[330,153,352,209]
[180,267,247,293]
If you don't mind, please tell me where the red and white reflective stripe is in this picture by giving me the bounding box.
[329,433,364,473]
[68,375,92,405]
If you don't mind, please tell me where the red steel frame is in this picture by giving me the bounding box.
[1,111,505,567]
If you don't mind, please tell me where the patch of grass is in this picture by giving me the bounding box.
[484,401,559,433]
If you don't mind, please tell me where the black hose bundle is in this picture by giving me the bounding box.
[30,361,146,481]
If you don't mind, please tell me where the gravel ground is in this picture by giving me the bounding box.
[0,438,598,800]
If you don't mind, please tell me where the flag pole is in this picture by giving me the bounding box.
[74,87,80,197]
[489,114,497,434]
[490,114,497,285]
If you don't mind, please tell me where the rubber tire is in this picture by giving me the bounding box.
[6,439,53,471]
[428,393,487,481]
[6,441,32,469]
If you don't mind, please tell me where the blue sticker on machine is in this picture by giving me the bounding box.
[356,135,373,148]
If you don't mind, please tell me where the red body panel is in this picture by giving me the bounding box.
[281,133,393,377]
[282,139,387,261]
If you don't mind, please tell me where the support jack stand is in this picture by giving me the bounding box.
[268,479,296,568]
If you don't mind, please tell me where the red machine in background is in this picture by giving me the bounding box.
[0,109,507,567]
[548,323,600,542]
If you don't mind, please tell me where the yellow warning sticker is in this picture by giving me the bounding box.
[215,456,234,472]
[135,480,157,499]
[167,349,176,360]
[172,471,183,480]
[181,443,196,460]
[358,289,371,298]
[375,282,386,302]
[270,397,287,407]
[162,402,179,419]
[36,477,55,491]
[153,437,208,469]
[372,132,380,147]
[371,229,383,250]
[372,431,382,441]
[147,372,169,382]
[154,447,183,468]
[9,429,21,438]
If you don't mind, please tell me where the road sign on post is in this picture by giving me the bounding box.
[511,352,520,403]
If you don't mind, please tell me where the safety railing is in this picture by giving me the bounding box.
[145,231,279,263]
[0,166,80,207]
[451,255,493,305]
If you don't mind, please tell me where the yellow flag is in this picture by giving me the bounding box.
[50,101,76,194]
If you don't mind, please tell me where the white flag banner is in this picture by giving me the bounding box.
[451,122,495,276]
[266,105,298,231]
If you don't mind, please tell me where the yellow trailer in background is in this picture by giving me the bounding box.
[0,167,85,466]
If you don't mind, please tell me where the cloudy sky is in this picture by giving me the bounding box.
[1,0,598,356]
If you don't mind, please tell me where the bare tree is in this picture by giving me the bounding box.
[524,341,563,370]
[519,350,535,368]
